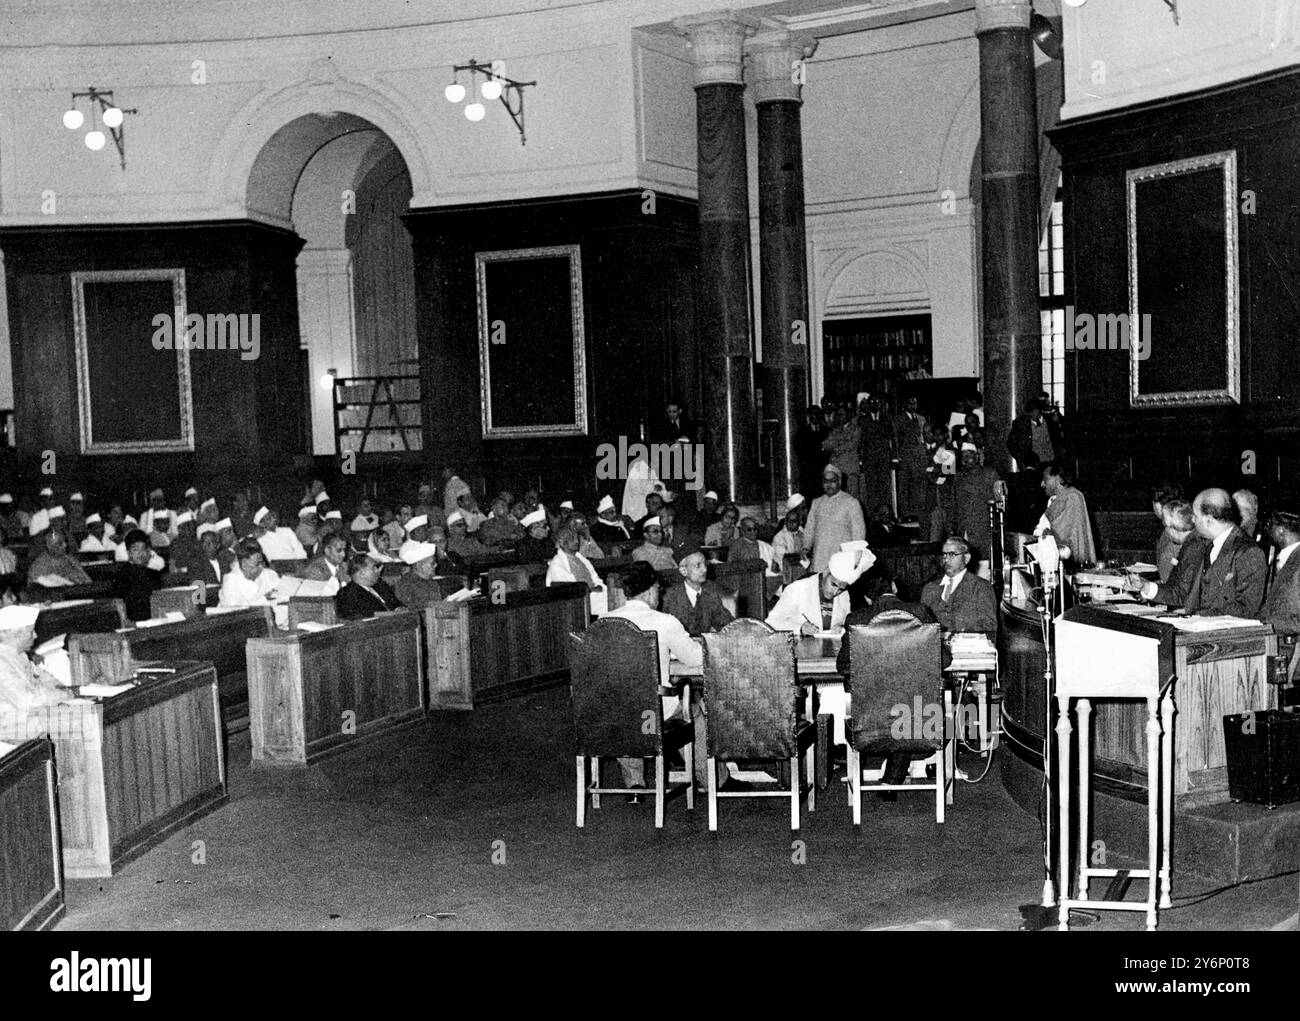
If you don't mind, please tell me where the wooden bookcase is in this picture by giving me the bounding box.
[821,314,933,405]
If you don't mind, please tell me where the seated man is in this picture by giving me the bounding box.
[302,533,350,594]
[176,523,224,588]
[1134,487,1266,617]
[446,512,489,558]
[770,503,807,576]
[477,496,523,548]
[218,538,281,607]
[336,553,401,619]
[1155,498,1195,584]
[393,541,447,610]
[514,510,556,563]
[27,526,92,586]
[0,604,67,712]
[635,492,666,538]
[568,513,607,561]
[704,504,740,548]
[295,507,320,551]
[253,507,307,562]
[631,517,677,572]
[661,551,733,636]
[658,504,698,562]
[726,517,763,563]
[454,491,488,534]
[589,495,632,545]
[78,513,116,554]
[113,529,164,621]
[766,548,871,745]
[546,526,607,615]
[920,536,998,640]
[601,561,706,792]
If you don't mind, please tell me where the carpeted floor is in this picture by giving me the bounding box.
[56,686,1298,931]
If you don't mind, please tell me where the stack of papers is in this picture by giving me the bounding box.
[40,599,94,611]
[1155,615,1268,633]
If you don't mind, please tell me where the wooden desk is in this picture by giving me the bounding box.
[0,663,228,879]
[425,583,590,708]
[1000,597,1279,807]
[0,738,64,930]
[34,598,128,646]
[67,606,276,732]
[286,595,338,629]
[246,611,425,766]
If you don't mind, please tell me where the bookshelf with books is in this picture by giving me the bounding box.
[821,314,933,405]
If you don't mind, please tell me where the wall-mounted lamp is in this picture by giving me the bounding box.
[444,59,536,146]
[63,87,137,170]
[320,367,338,390]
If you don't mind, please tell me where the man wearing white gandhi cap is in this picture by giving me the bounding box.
[0,604,67,712]
[590,495,630,544]
[766,543,877,745]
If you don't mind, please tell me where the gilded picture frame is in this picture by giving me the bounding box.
[1126,150,1240,408]
[476,244,588,438]
[71,268,195,454]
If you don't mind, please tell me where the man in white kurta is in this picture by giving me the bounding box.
[765,549,872,745]
[803,465,866,573]
[252,507,307,562]
[545,527,607,616]
[621,454,664,521]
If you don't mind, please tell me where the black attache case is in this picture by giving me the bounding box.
[1223,708,1300,809]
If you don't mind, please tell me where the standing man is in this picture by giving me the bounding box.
[1036,465,1097,566]
[802,465,866,573]
[950,443,1004,575]
[1260,502,1300,640]
[892,395,929,520]
[858,396,895,518]
[1008,395,1064,471]
[794,406,827,501]
[821,405,862,503]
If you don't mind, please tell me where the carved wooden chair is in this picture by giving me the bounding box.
[844,610,950,824]
[702,618,816,830]
[568,617,694,828]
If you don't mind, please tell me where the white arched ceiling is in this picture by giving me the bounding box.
[291,129,394,249]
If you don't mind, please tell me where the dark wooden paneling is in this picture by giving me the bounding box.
[0,220,307,502]
[404,190,699,501]
[1051,66,1300,511]
[0,739,63,931]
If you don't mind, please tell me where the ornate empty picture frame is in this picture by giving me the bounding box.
[71,268,195,454]
[1126,150,1240,408]
[476,245,588,438]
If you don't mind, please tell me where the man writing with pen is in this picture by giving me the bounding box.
[766,547,874,749]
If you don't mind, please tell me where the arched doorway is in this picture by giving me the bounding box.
[244,112,416,455]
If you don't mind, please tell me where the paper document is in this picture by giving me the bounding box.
[33,575,76,588]
[296,621,341,633]
[136,612,185,628]
[77,684,135,698]
[1155,615,1268,633]
[444,588,480,602]
[1127,562,1158,574]
[814,627,844,640]
[40,600,93,611]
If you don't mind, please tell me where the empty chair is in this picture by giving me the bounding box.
[569,617,695,829]
[702,618,816,830]
[844,610,950,824]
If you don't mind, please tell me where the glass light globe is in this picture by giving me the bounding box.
[480,79,503,101]
[320,373,336,389]
[1063,0,1087,6]
[63,108,84,130]
[102,106,124,128]
[444,82,465,103]
[464,102,486,122]
[84,130,106,151]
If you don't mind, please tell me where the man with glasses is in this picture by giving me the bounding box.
[632,516,677,572]
[921,537,998,640]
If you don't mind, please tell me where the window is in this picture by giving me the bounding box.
[1038,174,1066,411]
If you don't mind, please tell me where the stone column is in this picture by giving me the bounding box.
[976,0,1042,472]
[674,12,761,504]
[749,26,817,505]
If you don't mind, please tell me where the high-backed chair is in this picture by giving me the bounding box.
[568,617,695,828]
[702,618,816,830]
[844,610,949,824]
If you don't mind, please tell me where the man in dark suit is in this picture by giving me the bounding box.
[658,503,699,562]
[336,553,401,620]
[858,396,894,512]
[920,536,998,640]
[173,523,224,589]
[1261,502,1300,634]
[1007,396,1066,471]
[1136,488,1266,617]
[892,396,929,519]
[660,551,733,636]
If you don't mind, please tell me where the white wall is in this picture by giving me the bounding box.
[1060,0,1300,121]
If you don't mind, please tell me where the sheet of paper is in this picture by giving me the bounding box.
[814,627,844,640]
[1155,615,1268,633]
[33,574,76,588]
[296,621,341,633]
[40,599,94,611]
[445,588,480,602]
[1104,603,1167,616]
[77,684,135,698]
[135,612,185,628]
[1127,562,1158,574]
